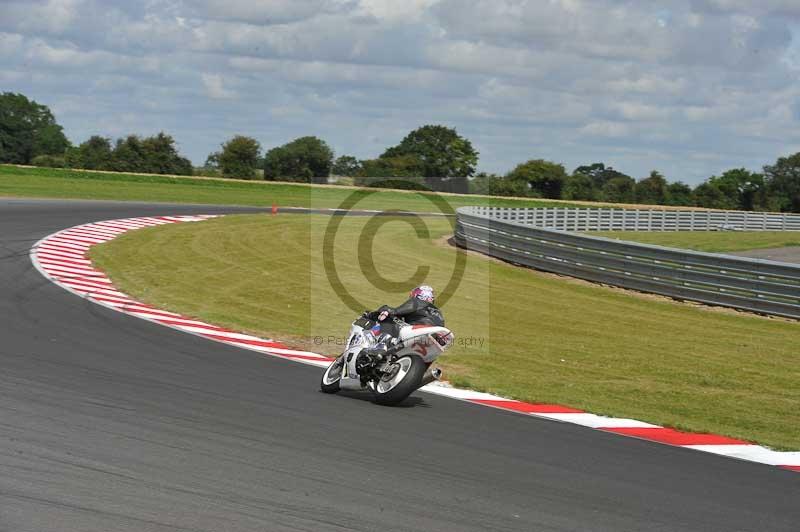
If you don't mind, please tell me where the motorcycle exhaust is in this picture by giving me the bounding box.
[421,366,442,387]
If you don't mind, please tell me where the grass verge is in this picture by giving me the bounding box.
[593,230,800,253]
[91,214,800,449]
[0,164,572,212]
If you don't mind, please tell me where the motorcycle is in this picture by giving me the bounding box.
[320,314,454,405]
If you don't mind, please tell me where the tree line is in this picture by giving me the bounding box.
[199,124,476,196]
[471,162,800,213]
[2,92,799,212]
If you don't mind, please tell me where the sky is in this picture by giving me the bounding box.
[1,0,799,184]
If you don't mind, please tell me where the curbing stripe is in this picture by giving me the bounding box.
[37,255,94,267]
[29,214,800,475]
[601,427,748,446]
[469,399,584,414]
[526,413,660,429]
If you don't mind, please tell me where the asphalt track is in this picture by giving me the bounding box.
[1,198,798,532]
[732,246,800,265]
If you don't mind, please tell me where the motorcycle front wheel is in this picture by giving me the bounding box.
[320,356,344,393]
[372,355,426,405]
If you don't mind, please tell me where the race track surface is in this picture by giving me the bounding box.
[731,246,800,265]
[1,198,798,532]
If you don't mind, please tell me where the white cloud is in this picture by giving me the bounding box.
[0,0,84,34]
[604,75,688,95]
[0,32,24,56]
[616,102,670,121]
[196,0,349,24]
[580,121,632,138]
[355,0,441,21]
[694,0,800,17]
[201,73,236,99]
[0,0,798,184]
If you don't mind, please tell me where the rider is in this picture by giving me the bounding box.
[368,285,445,334]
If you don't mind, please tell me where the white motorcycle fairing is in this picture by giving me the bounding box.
[335,319,453,393]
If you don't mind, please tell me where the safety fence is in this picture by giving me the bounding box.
[469,207,800,232]
[455,207,800,319]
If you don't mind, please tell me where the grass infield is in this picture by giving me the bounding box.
[0,165,570,212]
[592,230,800,253]
[91,214,800,450]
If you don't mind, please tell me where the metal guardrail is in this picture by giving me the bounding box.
[455,207,800,319]
[469,207,800,232]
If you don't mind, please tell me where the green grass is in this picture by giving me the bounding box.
[91,214,800,450]
[593,230,800,253]
[0,164,574,212]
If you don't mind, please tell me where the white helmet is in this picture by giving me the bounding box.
[410,285,435,303]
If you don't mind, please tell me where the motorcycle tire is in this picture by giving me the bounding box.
[320,356,343,394]
[372,355,426,406]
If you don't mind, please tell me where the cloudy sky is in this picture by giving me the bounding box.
[1,0,799,183]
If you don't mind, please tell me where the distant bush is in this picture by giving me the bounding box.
[109,133,193,175]
[264,136,333,183]
[65,133,192,175]
[65,136,113,170]
[193,166,222,178]
[207,135,262,179]
[353,175,427,190]
[332,176,355,186]
[0,92,70,164]
[357,155,423,179]
[332,155,362,176]
[506,159,567,199]
[381,124,478,178]
[31,154,65,168]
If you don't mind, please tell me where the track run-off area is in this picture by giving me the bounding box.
[2,198,799,532]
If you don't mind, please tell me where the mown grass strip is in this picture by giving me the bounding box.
[91,214,800,450]
[593,230,800,253]
[0,164,576,212]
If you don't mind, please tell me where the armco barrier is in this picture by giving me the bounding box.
[455,207,800,319]
[468,206,800,232]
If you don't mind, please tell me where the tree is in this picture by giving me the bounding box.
[355,155,426,189]
[665,181,694,206]
[690,168,767,211]
[470,172,530,196]
[693,182,729,209]
[702,168,765,211]
[213,135,261,179]
[204,151,220,169]
[505,159,567,199]
[357,155,423,178]
[563,173,599,201]
[139,132,193,175]
[0,92,70,164]
[736,172,765,211]
[65,132,193,175]
[600,175,636,203]
[573,163,631,190]
[469,172,499,195]
[31,154,65,168]
[332,155,362,176]
[381,125,478,178]
[65,135,113,170]
[763,153,800,213]
[109,135,147,173]
[635,171,668,205]
[263,136,333,183]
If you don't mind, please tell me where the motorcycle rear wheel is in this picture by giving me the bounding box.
[372,355,425,405]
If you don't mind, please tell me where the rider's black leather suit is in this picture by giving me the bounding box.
[368,297,445,337]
